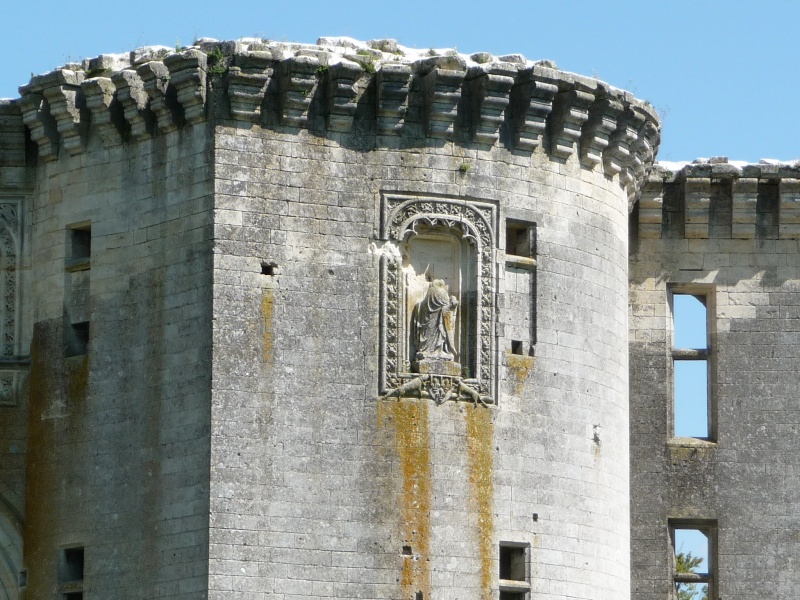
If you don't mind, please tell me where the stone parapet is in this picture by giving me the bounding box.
[637,158,800,239]
[2,37,661,203]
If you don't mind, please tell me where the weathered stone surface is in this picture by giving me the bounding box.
[4,34,799,600]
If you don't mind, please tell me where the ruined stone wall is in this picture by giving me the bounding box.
[630,160,800,600]
[10,90,214,596]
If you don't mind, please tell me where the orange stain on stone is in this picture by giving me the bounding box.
[379,398,432,600]
[465,404,494,600]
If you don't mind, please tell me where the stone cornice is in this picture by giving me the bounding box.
[2,37,662,204]
[638,158,800,239]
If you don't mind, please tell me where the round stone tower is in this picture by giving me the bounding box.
[3,36,659,599]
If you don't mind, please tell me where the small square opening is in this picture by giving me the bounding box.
[69,226,91,261]
[506,221,535,258]
[261,262,276,276]
[59,546,84,583]
[63,594,83,600]
[65,322,89,358]
[511,340,523,355]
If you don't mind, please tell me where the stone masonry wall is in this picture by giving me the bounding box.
[209,123,634,600]
[630,160,800,600]
[0,99,33,599]
[0,36,663,600]
[23,125,213,599]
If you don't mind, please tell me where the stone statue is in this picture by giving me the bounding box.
[411,278,459,362]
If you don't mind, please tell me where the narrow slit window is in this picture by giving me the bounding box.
[671,524,715,600]
[671,291,712,440]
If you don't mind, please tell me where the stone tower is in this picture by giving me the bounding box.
[0,37,661,599]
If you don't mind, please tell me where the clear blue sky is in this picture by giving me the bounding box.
[2,0,798,163]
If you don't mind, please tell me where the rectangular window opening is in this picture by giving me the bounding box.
[66,224,92,270]
[499,593,527,600]
[499,542,530,598]
[511,340,524,356]
[65,322,89,358]
[671,523,715,600]
[59,546,84,583]
[500,544,526,580]
[505,220,536,259]
[671,290,713,440]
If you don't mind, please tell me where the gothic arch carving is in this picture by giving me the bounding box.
[379,193,497,404]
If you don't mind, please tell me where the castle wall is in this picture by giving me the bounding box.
[21,125,213,598]
[0,100,33,600]
[1,37,664,600]
[630,164,800,600]
[208,123,635,600]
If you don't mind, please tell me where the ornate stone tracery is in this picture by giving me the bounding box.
[379,193,497,404]
[0,200,21,407]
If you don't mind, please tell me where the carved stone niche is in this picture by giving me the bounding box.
[379,193,497,405]
[0,199,22,407]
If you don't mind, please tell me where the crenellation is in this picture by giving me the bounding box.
[684,177,711,239]
[326,60,366,133]
[111,69,152,141]
[638,162,800,241]
[164,49,208,125]
[278,55,321,128]
[17,93,59,161]
[509,69,558,152]
[41,82,87,156]
[6,39,662,204]
[548,87,594,160]
[604,105,641,179]
[732,177,759,239]
[779,178,800,239]
[81,77,122,147]
[580,96,623,170]
[227,51,275,122]
[418,63,466,140]
[629,115,660,203]
[468,63,516,145]
[136,60,182,133]
[0,100,25,168]
[637,180,664,239]
[376,63,412,136]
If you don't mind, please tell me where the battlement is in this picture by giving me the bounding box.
[0,36,661,203]
[637,157,800,239]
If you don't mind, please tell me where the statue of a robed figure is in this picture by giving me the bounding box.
[411,272,461,376]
